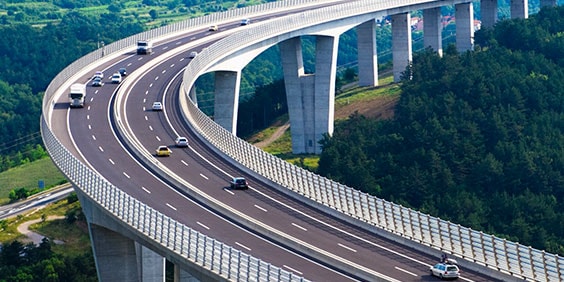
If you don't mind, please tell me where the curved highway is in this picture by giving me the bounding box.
[47,2,513,282]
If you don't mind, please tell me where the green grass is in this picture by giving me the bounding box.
[31,214,91,256]
[0,198,79,243]
[0,157,67,204]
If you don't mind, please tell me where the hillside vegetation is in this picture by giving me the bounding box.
[317,7,564,255]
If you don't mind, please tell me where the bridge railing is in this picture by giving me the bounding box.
[180,1,564,281]
[41,1,346,281]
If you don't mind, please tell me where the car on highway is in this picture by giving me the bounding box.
[209,25,218,31]
[155,145,172,157]
[188,51,198,59]
[430,263,459,280]
[175,137,188,147]
[152,101,163,111]
[92,77,103,87]
[240,18,251,25]
[119,67,127,76]
[94,71,104,79]
[229,177,248,190]
[111,73,122,84]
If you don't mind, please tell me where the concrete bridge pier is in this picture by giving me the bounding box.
[481,0,498,28]
[511,0,528,19]
[357,20,378,87]
[214,71,241,135]
[423,7,443,56]
[89,224,141,282]
[174,265,200,282]
[391,12,412,82]
[280,35,338,154]
[455,2,475,52]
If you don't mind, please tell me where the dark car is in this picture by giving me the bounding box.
[230,177,248,190]
[119,67,127,76]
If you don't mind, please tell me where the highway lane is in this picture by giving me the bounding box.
[53,3,501,282]
[117,15,499,282]
[57,17,361,282]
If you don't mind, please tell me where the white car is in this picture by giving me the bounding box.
[152,102,163,111]
[94,71,104,79]
[111,73,122,84]
[430,263,459,280]
[175,137,188,147]
[240,18,251,25]
[188,51,198,59]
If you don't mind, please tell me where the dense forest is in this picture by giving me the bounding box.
[317,6,564,255]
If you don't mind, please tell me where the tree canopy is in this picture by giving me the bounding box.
[317,6,564,255]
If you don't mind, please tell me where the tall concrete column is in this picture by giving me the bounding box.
[357,20,378,87]
[313,35,338,154]
[540,0,556,7]
[511,0,528,19]
[280,37,309,154]
[423,7,443,56]
[89,224,140,282]
[455,3,474,52]
[174,264,200,282]
[481,0,498,28]
[136,243,166,282]
[214,71,241,135]
[392,13,412,82]
[280,35,338,154]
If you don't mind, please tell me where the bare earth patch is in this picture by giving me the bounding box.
[335,95,398,121]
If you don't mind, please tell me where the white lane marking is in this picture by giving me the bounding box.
[155,136,161,142]
[88,124,91,130]
[283,265,303,275]
[145,90,149,95]
[108,159,115,165]
[175,41,182,45]
[170,63,175,68]
[394,266,417,277]
[143,106,146,111]
[87,106,91,111]
[162,46,168,50]
[149,83,153,88]
[137,57,143,61]
[197,222,210,230]
[223,189,234,195]
[92,135,96,141]
[190,36,197,40]
[254,205,267,212]
[144,116,148,121]
[338,243,357,253]
[181,160,188,166]
[123,172,130,179]
[200,174,208,180]
[89,97,94,102]
[155,76,159,81]
[143,98,146,103]
[141,187,151,194]
[162,69,166,74]
[98,146,104,152]
[292,223,307,231]
[149,125,153,131]
[86,115,90,120]
[179,57,185,62]
[166,203,177,211]
[127,62,132,67]
[235,242,251,251]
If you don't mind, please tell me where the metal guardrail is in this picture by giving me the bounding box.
[179,1,564,281]
[41,1,344,281]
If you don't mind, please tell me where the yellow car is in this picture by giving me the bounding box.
[155,145,172,157]
[209,25,218,31]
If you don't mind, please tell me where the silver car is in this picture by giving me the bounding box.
[430,263,459,279]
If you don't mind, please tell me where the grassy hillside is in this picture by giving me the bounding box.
[0,158,67,205]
